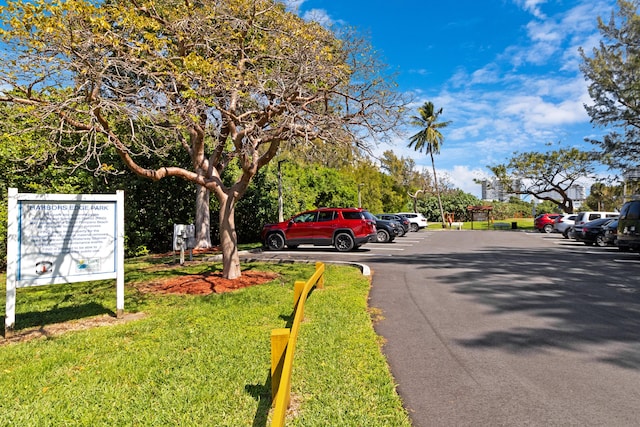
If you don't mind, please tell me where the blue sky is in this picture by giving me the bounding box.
[282,0,620,197]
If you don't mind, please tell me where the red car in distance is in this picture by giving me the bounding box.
[534,213,562,233]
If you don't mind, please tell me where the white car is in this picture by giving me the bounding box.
[396,212,428,232]
[553,214,576,238]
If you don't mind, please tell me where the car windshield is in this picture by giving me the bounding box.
[363,211,376,220]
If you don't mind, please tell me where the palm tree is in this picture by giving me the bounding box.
[408,101,451,227]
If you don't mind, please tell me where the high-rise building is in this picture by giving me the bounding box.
[481,179,586,208]
[480,179,521,202]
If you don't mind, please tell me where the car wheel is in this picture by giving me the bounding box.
[410,223,419,232]
[376,229,390,243]
[543,224,553,233]
[396,228,405,237]
[595,235,607,247]
[266,233,285,251]
[334,232,355,252]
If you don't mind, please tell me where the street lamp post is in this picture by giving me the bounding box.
[358,183,365,208]
[278,160,286,222]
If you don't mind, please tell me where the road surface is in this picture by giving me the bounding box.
[249,230,640,426]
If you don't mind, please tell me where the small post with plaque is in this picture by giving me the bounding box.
[173,224,196,265]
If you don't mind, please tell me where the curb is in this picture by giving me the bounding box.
[204,248,372,277]
[245,248,371,276]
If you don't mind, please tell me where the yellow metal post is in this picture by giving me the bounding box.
[315,262,324,289]
[294,280,305,306]
[270,328,290,404]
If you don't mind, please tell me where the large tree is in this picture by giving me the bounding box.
[0,0,404,278]
[488,147,597,214]
[408,101,451,227]
[579,0,640,170]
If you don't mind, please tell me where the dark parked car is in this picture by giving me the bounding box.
[375,214,409,236]
[363,211,397,243]
[573,217,616,247]
[261,207,377,252]
[534,213,562,233]
[603,219,619,246]
[617,199,640,252]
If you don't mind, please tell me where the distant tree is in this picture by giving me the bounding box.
[379,150,429,190]
[489,147,597,214]
[417,190,480,223]
[534,200,561,216]
[378,150,429,210]
[490,198,535,220]
[0,0,405,279]
[583,182,624,211]
[579,0,640,169]
[408,102,451,227]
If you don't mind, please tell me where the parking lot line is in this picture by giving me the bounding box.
[367,246,406,251]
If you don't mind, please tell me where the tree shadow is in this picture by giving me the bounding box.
[367,236,640,369]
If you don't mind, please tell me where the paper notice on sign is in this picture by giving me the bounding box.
[18,201,117,282]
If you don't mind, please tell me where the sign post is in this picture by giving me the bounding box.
[5,189,125,337]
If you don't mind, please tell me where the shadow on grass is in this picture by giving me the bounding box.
[10,302,113,332]
[246,373,273,427]
[246,281,318,425]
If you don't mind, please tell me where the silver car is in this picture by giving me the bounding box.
[553,214,576,238]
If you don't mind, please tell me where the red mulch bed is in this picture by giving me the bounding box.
[138,270,279,295]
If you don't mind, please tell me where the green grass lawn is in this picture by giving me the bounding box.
[0,257,411,427]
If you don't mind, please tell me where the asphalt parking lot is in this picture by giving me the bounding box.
[247,230,640,426]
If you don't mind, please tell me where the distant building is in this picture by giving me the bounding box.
[480,179,521,202]
[567,184,586,206]
[534,183,586,210]
[623,167,640,200]
[481,179,586,209]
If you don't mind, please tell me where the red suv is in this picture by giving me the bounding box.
[534,213,561,233]
[261,208,377,252]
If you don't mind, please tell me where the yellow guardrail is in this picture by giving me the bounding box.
[270,261,325,427]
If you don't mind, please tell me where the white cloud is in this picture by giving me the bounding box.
[447,165,490,197]
[513,0,548,19]
[470,64,501,85]
[501,94,588,126]
[302,9,334,26]
[278,0,306,12]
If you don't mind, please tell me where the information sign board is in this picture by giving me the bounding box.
[5,189,125,337]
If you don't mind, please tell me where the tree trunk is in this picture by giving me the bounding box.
[431,153,446,228]
[194,184,212,248]
[219,193,241,280]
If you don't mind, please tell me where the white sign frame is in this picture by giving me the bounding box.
[5,188,125,337]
